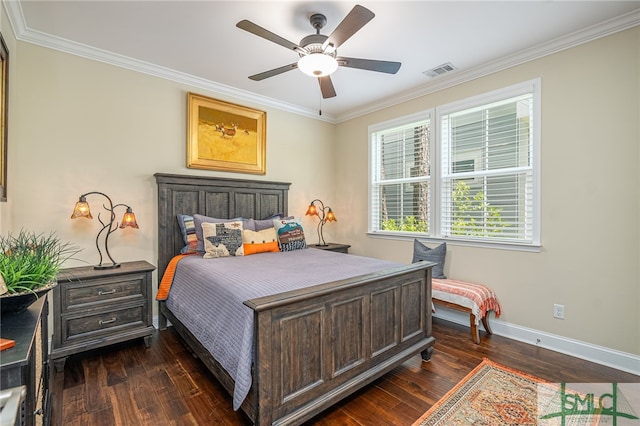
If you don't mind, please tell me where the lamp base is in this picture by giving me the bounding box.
[314,244,329,247]
[94,263,121,270]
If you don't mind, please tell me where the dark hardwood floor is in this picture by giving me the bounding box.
[51,318,639,425]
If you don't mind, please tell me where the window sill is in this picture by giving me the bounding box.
[366,232,541,253]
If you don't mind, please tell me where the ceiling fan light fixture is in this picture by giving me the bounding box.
[297,53,338,77]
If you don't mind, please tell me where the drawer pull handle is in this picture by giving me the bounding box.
[98,289,117,296]
[99,318,117,325]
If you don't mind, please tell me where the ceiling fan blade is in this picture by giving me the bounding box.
[237,20,301,52]
[318,76,336,99]
[337,57,401,74]
[249,63,298,81]
[323,5,375,51]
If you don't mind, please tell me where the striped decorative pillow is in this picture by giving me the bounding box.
[177,214,198,254]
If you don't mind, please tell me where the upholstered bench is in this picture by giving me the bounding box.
[410,239,501,344]
[432,278,502,344]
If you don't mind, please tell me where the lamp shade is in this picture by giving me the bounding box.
[70,198,93,219]
[325,209,337,222]
[120,208,139,229]
[305,204,318,216]
[297,53,338,77]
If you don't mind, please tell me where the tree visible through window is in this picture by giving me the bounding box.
[441,93,534,242]
[369,80,540,247]
[370,114,431,234]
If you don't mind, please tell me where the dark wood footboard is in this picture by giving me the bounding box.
[159,261,434,426]
[245,262,434,425]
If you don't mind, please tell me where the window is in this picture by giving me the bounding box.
[369,80,540,248]
[370,112,432,235]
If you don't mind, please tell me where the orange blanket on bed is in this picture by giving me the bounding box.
[156,254,194,301]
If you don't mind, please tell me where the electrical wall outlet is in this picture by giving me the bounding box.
[553,304,565,319]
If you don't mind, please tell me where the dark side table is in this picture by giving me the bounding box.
[0,295,51,426]
[51,261,155,372]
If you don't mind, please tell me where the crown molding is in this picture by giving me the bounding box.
[3,1,638,124]
[2,1,26,37]
[338,8,640,122]
[2,0,338,123]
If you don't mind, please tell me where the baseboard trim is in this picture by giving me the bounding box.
[433,307,640,376]
[152,312,639,376]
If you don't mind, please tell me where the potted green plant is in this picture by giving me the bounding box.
[0,230,81,314]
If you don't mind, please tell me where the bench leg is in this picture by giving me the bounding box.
[469,313,480,344]
[469,313,494,344]
[482,314,493,336]
[432,298,495,344]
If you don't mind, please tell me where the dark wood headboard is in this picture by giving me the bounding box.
[154,173,291,278]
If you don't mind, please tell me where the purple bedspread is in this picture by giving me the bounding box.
[165,248,400,410]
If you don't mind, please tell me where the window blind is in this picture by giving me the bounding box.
[441,94,534,242]
[371,118,431,234]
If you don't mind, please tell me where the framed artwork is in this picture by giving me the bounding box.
[0,32,7,201]
[187,92,266,175]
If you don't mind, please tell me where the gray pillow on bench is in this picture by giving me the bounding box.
[412,239,447,279]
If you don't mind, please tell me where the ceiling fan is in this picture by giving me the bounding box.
[236,5,401,99]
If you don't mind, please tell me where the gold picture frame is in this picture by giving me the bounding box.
[187,93,266,175]
[0,32,8,201]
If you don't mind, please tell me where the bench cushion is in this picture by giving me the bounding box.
[432,278,501,325]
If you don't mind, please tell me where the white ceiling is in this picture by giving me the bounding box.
[6,1,640,122]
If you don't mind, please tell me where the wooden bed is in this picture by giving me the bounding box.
[155,173,435,426]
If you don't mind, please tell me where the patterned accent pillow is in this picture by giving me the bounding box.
[273,218,307,252]
[202,221,245,258]
[242,228,280,255]
[177,214,198,254]
[412,239,447,279]
[194,214,246,254]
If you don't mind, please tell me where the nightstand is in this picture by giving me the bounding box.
[309,243,351,254]
[51,260,155,372]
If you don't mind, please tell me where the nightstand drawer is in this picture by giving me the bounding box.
[62,274,146,311]
[63,305,145,343]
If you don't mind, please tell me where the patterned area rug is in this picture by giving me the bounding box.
[412,358,601,426]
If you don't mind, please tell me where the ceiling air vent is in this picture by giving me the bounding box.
[423,63,456,78]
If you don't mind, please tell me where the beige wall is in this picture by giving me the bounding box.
[6,20,639,358]
[334,28,640,355]
[10,42,336,310]
[0,8,17,233]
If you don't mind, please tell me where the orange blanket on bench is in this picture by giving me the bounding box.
[432,278,501,324]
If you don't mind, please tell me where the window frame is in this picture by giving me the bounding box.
[368,110,433,239]
[368,79,541,251]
